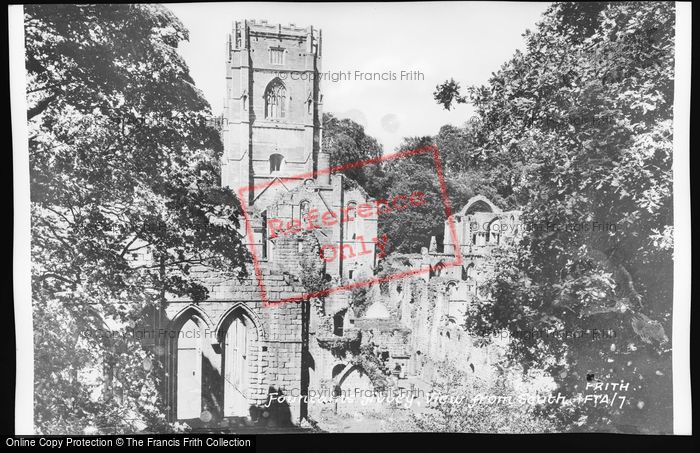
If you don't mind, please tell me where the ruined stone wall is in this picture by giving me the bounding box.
[381,273,507,382]
[149,265,305,423]
[306,291,354,395]
[262,174,378,281]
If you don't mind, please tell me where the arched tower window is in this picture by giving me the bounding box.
[269,153,284,174]
[264,79,286,119]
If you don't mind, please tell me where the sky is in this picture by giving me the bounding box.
[167,2,551,152]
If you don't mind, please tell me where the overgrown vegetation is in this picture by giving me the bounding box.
[410,362,561,433]
[435,2,674,432]
[349,344,392,392]
[27,4,247,433]
[27,1,676,434]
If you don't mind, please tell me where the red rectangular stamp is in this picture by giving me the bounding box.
[237,144,463,307]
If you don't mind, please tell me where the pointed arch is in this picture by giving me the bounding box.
[459,195,502,216]
[214,302,266,342]
[167,305,211,420]
[216,303,263,417]
[264,78,287,119]
[332,363,347,380]
[169,304,214,332]
[337,364,369,389]
[446,280,460,301]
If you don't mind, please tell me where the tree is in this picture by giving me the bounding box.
[322,114,499,255]
[321,116,445,253]
[436,2,674,432]
[26,4,248,433]
[370,136,499,255]
[433,78,467,111]
[322,112,382,188]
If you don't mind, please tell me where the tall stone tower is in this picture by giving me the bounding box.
[222,20,327,209]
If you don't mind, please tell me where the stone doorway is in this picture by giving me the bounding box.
[223,315,250,417]
[176,317,203,420]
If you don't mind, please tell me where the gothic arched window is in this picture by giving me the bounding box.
[264,79,286,119]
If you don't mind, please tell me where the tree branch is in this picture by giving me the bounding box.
[28,92,59,120]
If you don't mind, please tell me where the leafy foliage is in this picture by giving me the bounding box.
[323,113,503,255]
[27,4,248,433]
[433,78,467,111]
[411,362,560,433]
[322,112,382,188]
[349,344,392,392]
[370,136,500,254]
[436,2,674,432]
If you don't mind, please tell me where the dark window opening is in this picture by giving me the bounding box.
[261,211,268,259]
[333,312,344,336]
[269,153,284,173]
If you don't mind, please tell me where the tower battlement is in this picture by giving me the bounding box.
[228,20,321,57]
[242,19,319,35]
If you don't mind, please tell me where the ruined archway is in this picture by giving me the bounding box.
[168,306,214,420]
[217,305,261,417]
